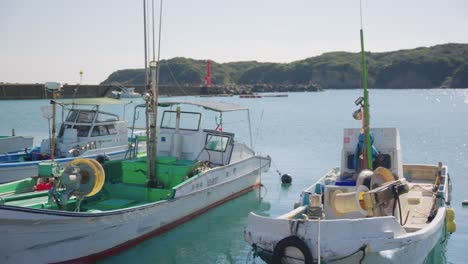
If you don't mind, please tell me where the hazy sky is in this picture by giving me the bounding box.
[1,0,467,84]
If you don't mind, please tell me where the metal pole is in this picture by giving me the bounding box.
[147,62,158,185]
[247,109,253,149]
[360,28,372,170]
[51,92,56,160]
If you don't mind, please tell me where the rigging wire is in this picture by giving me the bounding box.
[163,62,190,96]
[143,0,148,85]
[152,0,156,62]
[252,109,264,150]
[360,0,363,30]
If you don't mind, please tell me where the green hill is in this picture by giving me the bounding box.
[101,43,468,89]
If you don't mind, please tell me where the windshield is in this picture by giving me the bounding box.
[161,111,201,131]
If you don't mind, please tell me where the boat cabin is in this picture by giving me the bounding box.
[321,128,405,219]
[40,98,128,158]
[130,101,255,167]
[340,128,403,179]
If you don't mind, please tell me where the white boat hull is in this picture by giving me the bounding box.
[0,155,270,263]
[245,207,446,263]
[0,136,33,153]
[0,146,130,183]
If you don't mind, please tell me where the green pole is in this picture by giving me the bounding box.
[360,29,373,170]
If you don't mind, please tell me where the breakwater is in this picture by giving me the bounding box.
[0,83,321,100]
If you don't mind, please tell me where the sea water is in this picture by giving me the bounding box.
[1,89,467,263]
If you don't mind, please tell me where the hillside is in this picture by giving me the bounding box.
[101,43,468,89]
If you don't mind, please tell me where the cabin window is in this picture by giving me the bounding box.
[96,113,119,123]
[205,134,230,152]
[91,124,117,137]
[66,110,79,122]
[106,124,117,134]
[374,154,392,170]
[76,111,95,123]
[58,124,72,137]
[74,125,91,137]
[161,111,201,131]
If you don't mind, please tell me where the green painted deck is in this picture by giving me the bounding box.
[0,156,199,212]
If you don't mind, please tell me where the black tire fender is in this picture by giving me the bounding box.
[271,236,313,264]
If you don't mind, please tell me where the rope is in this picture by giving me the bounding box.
[252,109,264,149]
[162,61,187,96]
[260,183,268,199]
[332,244,367,263]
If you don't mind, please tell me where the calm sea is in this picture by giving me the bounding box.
[1,89,467,263]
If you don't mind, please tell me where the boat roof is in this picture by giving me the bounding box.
[158,101,248,112]
[58,98,126,106]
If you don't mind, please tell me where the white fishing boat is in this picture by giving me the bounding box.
[0,1,271,262]
[111,87,142,99]
[245,127,455,263]
[0,135,33,154]
[0,100,271,263]
[0,97,133,183]
[244,16,456,264]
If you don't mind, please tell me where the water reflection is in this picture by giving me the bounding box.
[99,190,270,264]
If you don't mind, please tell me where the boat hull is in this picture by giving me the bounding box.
[0,155,270,263]
[245,162,452,264]
[245,207,446,264]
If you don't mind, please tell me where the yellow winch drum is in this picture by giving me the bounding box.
[63,158,106,197]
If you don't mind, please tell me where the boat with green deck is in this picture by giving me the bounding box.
[0,100,271,263]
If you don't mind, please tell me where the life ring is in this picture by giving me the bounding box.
[271,236,313,264]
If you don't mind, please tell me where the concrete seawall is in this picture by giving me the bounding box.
[0,84,202,100]
[0,83,322,100]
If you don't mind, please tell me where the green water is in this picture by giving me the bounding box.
[1,89,467,263]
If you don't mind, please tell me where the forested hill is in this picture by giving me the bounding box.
[102,43,468,89]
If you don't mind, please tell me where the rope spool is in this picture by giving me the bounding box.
[331,185,369,215]
[370,166,395,189]
[64,158,105,197]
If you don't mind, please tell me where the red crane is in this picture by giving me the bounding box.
[204,60,212,87]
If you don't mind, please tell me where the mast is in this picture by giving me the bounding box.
[145,0,163,186]
[359,1,372,170]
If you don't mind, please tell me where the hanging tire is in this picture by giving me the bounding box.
[271,236,313,264]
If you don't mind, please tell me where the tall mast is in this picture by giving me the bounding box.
[146,0,163,186]
[360,1,372,170]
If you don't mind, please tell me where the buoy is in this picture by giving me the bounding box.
[462,200,468,206]
[446,208,456,233]
[447,221,457,233]
[96,154,110,164]
[281,174,292,184]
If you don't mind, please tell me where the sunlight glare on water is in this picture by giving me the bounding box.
[0,89,466,264]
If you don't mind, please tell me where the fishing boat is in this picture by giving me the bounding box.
[111,87,142,99]
[0,134,33,154]
[0,95,134,183]
[0,99,271,263]
[0,1,271,262]
[243,19,456,264]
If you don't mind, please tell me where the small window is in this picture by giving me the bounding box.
[77,111,95,123]
[106,124,117,134]
[96,113,118,122]
[161,111,201,131]
[91,125,115,137]
[74,125,91,137]
[205,134,230,152]
[66,110,79,122]
[58,124,72,137]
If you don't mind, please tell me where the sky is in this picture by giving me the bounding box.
[1,0,467,84]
